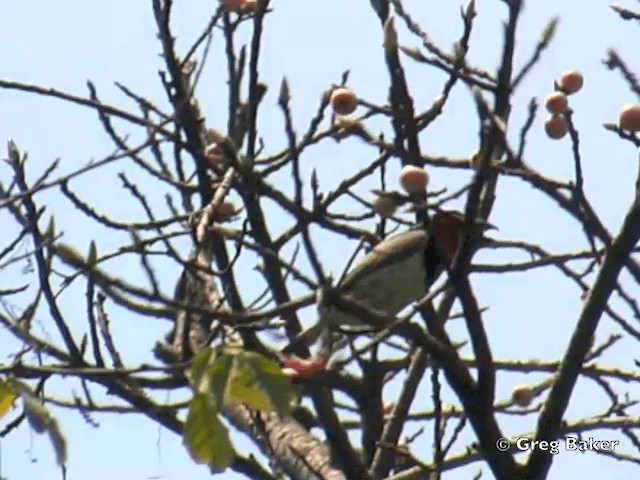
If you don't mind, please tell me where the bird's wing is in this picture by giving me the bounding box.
[340,229,429,290]
[286,230,431,351]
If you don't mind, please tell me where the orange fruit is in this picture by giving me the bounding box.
[545,91,569,115]
[214,201,237,221]
[372,195,397,218]
[558,71,584,95]
[330,88,358,115]
[619,104,640,132]
[544,114,568,140]
[512,384,534,407]
[399,165,429,194]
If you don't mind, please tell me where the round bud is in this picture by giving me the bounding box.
[511,384,534,407]
[544,114,568,140]
[214,201,237,221]
[558,71,584,95]
[382,402,395,419]
[544,91,569,115]
[618,104,640,132]
[372,195,397,218]
[330,88,358,115]
[399,165,429,194]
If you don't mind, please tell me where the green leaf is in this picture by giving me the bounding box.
[87,241,97,266]
[400,46,428,63]
[7,379,67,466]
[188,347,216,388]
[229,351,294,417]
[188,346,294,418]
[48,420,68,467]
[188,347,232,411]
[16,293,39,330]
[542,17,559,44]
[183,393,234,471]
[0,379,16,419]
[44,216,56,243]
[21,388,54,433]
[227,360,273,411]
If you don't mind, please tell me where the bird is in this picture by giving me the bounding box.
[283,210,496,353]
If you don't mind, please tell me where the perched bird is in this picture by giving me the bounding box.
[285,210,496,353]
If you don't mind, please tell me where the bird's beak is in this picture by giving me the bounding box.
[477,218,498,231]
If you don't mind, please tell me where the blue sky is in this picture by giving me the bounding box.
[1,1,640,479]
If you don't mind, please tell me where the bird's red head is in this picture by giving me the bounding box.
[431,210,495,262]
